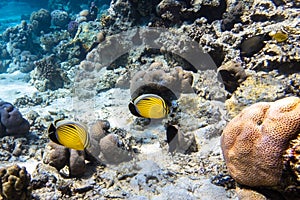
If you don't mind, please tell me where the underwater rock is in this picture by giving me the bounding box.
[130,66,193,98]
[7,51,39,73]
[0,101,30,137]
[43,142,86,177]
[30,9,51,35]
[101,0,136,32]
[225,73,286,117]
[217,61,247,93]
[51,10,70,29]
[221,1,244,31]
[193,69,227,101]
[221,96,300,188]
[0,164,32,200]
[69,149,86,177]
[43,120,129,176]
[165,124,197,154]
[90,120,110,142]
[43,142,69,171]
[156,0,183,25]
[99,134,132,164]
[73,21,102,52]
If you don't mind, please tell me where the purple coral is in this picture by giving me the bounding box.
[67,21,79,37]
[0,102,30,137]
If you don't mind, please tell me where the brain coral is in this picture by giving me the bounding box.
[221,96,300,187]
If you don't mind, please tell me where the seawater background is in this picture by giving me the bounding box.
[0,0,47,33]
[0,0,111,33]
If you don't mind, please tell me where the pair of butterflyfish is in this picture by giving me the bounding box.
[128,93,177,119]
[48,119,90,150]
[48,94,177,150]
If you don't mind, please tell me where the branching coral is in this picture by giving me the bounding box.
[0,165,32,200]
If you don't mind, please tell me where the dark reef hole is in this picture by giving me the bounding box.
[198,0,227,23]
[208,46,226,67]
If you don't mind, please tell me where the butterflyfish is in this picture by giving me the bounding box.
[129,94,170,119]
[48,119,90,150]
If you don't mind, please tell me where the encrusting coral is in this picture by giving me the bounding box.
[0,165,32,200]
[221,96,300,187]
[0,101,30,137]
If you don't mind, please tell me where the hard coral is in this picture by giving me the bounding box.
[51,10,70,28]
[30,9,51,35]
[0,165,32,200]
[0,102,30,137]
[31,55,67,91]
[221,96,300,187]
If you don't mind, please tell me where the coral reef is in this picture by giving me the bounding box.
[221,96,300,187]
[0,101,30,137]
[29,9,51,35]
[0,164,32,200]
[225,72,287,117]
[51,10,70,29]
[30,55,69,91]
[2,21,35,56]
[67,21,79,37]
[39,31,70,52]
[217,60,247,93]
[0,0,299,199]
[130,66,194,98]
[284,133,300,183]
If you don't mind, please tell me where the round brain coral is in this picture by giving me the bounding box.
[221,96,300,187]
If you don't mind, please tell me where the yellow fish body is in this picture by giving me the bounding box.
[48,119,90,150]
[129,94,170,119]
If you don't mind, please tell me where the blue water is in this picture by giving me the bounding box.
[0,0,111,33]
[0,1,47,32]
